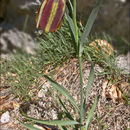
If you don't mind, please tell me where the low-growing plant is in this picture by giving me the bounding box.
[0,19,76,99]
[20,0,102,129]
[0,54,40,100]
[0,28,75,99]
[84,39,121,79]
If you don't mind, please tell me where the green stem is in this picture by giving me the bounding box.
[72,0,78,52]
[78,55,84,130]
[72,0,84,129]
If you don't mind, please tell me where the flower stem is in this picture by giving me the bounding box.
[72,0,84,129]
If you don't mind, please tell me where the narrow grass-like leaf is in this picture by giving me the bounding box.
[19,120,40,130]
[79,0,102,56]
[84,65,95,105]
[85,96,98,130]
[68,0,73,12]
[23,14,29,32]
[58,97,74,120]
[65,13,76,43]
[44,75,79,112]
[72,0,79,45]
[79,64,95,126]
[21,112,79,126]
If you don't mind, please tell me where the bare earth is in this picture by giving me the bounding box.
[0,58,129,130]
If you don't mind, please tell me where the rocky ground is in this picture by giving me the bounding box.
[0,58,129,130]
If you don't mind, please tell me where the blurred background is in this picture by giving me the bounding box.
[0,0,129,58]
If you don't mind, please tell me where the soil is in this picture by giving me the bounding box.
[0,58,129,130]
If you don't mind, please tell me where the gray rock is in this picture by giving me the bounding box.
[0,28,36,58]
[0,0,41,58]
[77,0,130,42]
[0,111,10,124]
[116,52,130,73]
[5,0,41,34]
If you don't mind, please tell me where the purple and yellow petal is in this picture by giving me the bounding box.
[36,0,66,33]
[50,0,66,32]
[45,0,59,33]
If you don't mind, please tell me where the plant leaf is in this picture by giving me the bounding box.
[84,65,95,105]
[80,65,94,123]
[19,120,40,130]
[58,97,74,120]
[79,0,102,56]
[68,0,73,12]
[65,12,76,43]
[85,96,98,130]
[44,75,79,112]
[21,112,79,126]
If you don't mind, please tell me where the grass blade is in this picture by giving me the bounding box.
[58,97,74,120]
[68,0,73,12]
[85,96,98,130]
[79,0,102,56]
[80,65,95,125]
[19,120,40,130]
[72,0,79,45]
[44,75,79,112]
[21,112,79,126]
[84,65,95,105]
[65,13,76,44]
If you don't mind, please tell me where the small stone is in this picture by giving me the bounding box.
[38,89,47,98]
[0,111,10,124]
[51,109,58,120]
[116,52,130,73]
